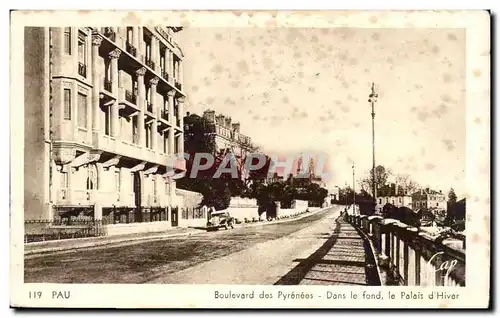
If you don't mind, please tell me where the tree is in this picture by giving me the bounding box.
[448,188,458,204]
[360,165,390,195]
[393,173,420,195]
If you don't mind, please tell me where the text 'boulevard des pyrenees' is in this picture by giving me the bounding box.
[23,23,467,292]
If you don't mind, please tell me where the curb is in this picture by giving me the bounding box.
[25,206,336,256]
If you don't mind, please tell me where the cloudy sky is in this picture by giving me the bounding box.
[177,27,466,197]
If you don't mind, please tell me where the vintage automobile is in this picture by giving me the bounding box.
[206,210,235,231]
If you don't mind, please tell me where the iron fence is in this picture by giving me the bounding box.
[181,207,205,220]
[24,218,106,243]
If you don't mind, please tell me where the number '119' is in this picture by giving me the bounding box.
[29,291,42,299]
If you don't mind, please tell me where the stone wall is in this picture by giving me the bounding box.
[229,196,258,208]
[175,188,203,208]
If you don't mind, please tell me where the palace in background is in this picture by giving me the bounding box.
[24,26,189,224]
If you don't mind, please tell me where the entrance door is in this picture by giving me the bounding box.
[171,207,178,227]
[133,172,142,223]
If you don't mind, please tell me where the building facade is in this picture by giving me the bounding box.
[375,183,413,213]
[201,109,256,158]
[412,188,447,211]
[25,26,188,224]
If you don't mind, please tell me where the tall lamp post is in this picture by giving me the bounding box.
[352,163,356,215]
[344,181,348,213]
[368,82,379,215]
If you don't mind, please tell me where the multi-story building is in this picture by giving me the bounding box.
[201,110,256,158]
[25,26,188,224]
[375,183,413,213]
[412,188,447,211]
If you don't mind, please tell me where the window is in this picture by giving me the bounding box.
[63,88,71,120]
[132,117,138,144]
[379,198,382,204]
[64,27,71,54]
[163,134,168,153]
[398,197,402,203]
[60,172,68,188]
[146,41,151,59]
[78,31,86,65]
[127,27,133,43]
[153,179,157,196]
[115,171,120,191]
[104,106,111,136]
[145,124,152,149]
[87,165,96,190]
[77,93,87,128]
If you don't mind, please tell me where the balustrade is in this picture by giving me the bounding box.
[345,213,465,286]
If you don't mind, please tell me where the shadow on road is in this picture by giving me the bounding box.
[274,216,381,286]
[273,218,342,285]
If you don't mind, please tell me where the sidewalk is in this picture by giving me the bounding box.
[24,227,203,256]
[25,206,332,256]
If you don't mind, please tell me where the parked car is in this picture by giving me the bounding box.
[206,211,235,231]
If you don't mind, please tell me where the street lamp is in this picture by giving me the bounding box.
[352,163,356,215]
[344,181,348,208]
[368,82,379,215]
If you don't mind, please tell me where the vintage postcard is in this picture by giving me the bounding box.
[10,10,490,309]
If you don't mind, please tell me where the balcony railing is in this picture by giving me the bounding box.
[132,133,139,145]
[126,41,137,57]
[161,109,169,122]
[78,63,87,77]
[161,70,169,82]
[145,58,155,70]
[175,81,182,91]
[102,28,116,42]
[125,90,137,104]
[103,78,112,92]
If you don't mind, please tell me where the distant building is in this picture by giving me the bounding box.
[376,183,413,213]
[412,188,447,211]
[201,109,257,158]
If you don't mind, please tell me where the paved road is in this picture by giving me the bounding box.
[25,205,345,284]
[150,206,344,284]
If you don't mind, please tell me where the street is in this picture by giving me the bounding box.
[25,206,346,284]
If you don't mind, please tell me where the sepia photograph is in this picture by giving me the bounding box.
[11,9,490,308]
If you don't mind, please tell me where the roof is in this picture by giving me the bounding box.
[411,188,445,197]
[377,183,409,197]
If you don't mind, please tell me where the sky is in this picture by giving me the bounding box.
[177,27,466,198]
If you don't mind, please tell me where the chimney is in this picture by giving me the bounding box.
[232,122,241,133]
[216,114,225,126]
[225,117,232,128]
[203,109,216,123]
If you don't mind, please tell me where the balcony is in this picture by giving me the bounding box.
[145,58,155,70]
[126,41,137,57]
[78,63,87,77]
[161,70,169,82]
[125,90,137,105]
[161,109,169,122]
[132,133,140,145]
[103,78,112,93]
[102,28,116,42]
[175,81,182,91]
